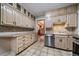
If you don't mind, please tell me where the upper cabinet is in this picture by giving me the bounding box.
[0,3,35,29]
[58,8,66,16]
[46,4,78,29]
[1,4,14,25]
[66,13,77,28]
[65,5,77,28]
[14,10,23,26]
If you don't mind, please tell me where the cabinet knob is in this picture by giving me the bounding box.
[60,39,62,42]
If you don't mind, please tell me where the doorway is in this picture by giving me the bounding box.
[36,19,45,42]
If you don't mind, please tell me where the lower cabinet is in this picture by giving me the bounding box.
[67,36,73,50]
[55,35,73,50]
[11,33,36,55]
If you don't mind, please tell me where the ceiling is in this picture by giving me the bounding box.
[20,3,73,17]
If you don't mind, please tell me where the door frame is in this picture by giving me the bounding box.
[35,18,46,41]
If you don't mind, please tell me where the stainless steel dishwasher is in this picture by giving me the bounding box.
[45,34,55,47]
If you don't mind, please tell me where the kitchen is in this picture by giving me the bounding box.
[0,3,79,56]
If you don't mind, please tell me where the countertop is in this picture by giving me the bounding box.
[46,33,74,36]
[0,31,35,38]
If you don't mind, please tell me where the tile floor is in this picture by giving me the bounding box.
[17,41,72,56]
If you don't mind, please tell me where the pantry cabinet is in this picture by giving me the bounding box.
[66,13,77,28]
[14,10,23,26]
[1,4,14,25]
[52,15,66,24]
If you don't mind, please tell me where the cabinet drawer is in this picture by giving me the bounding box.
[18,46,24,53]
[24,44,28,49]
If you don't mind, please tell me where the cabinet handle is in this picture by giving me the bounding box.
[13,22,16,25]
[60,39,62,42]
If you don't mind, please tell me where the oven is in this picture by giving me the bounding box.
[73,40,79,56]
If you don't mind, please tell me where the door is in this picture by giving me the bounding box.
[2,4,14,25]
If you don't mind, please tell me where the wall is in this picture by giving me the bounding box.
[77,4,79,34]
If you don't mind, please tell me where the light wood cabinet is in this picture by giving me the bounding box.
[11,33,36,55]
[55,35,68,50]
[1,4,14,25]
[58,8,66,16]
[55,35,73,50]
[14,10,23,26]
[67,5,77,14]
[51,10,58,17]
[66,13,77,27]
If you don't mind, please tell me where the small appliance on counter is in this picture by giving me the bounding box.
[73,35,79,56]
[45,34,55,48]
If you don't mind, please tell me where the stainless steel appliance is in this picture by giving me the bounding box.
[73,35,79,56]
[73,40,79,56]
[45,34,55,47]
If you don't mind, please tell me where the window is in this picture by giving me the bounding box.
[17,3,21,11]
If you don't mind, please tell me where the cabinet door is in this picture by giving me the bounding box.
[2,4,14,25]
[60,36,67,50]
[14,10,23,26]
[67,36,73,50]
[55,36,60,48]
[59,15,67,23]
[58,8,66,15]
[67,5,77,14]
[67,13,77,27]
[22,15,27,27]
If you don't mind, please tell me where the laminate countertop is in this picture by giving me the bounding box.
[0,31,35,38]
